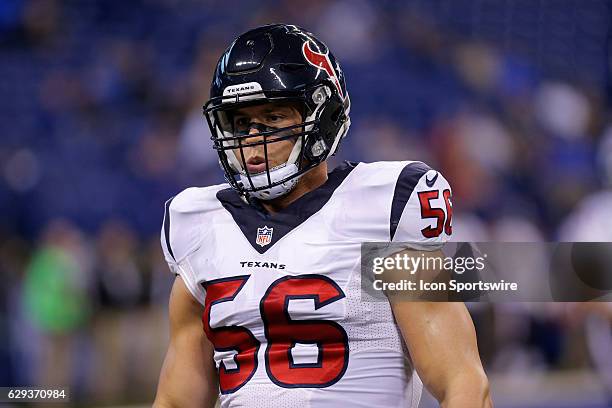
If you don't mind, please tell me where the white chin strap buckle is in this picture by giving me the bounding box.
[239,163,300,200]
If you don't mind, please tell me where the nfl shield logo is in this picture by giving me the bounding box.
[256,226,273,247]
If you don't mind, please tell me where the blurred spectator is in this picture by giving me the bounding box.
[91,220,167,402]
[22,219,93,395]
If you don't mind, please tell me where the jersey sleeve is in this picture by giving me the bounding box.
[390,162,453,250]
[160,189,207,305]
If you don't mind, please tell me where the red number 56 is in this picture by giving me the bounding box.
[418,189,453,238]
[202,275,349,394]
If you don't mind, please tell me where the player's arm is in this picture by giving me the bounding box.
[387,163,489,405]
[154,277,218,408]
[387,260,492,408]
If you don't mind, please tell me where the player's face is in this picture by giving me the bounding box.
[230,102,302,174]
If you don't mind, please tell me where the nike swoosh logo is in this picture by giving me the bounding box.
[425,172,438,188]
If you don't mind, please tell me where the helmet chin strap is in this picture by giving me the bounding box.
[241,161,301,200]
[241,136,304,200]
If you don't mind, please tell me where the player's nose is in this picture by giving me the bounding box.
[239,126,263,158]
[244,124,265,145]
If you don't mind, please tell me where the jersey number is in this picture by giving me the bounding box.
[202,275,349,394]
[418,189,453,238]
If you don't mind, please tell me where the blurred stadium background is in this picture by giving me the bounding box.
[0,0,611,407]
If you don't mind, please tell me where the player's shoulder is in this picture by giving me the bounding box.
[383,160,452,244]
[349,160,444,188]
[356,160,431,174]
[167,183,229,214]
[336,160,452,243]
[161,183,229,263]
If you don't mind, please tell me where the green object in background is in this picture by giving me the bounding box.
[23,247,90,333]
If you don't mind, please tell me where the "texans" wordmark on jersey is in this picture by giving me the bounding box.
[239,261,286,269]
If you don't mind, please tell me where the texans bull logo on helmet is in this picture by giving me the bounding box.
[302,41,344,99]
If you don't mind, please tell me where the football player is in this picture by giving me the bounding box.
[154,24,492,408]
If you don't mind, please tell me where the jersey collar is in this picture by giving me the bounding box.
[216,161,357,254]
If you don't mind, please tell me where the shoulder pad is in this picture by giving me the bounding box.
[161,184,228,264]
[390,162,453,248]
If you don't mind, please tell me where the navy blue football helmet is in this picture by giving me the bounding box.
[203,24,351,200]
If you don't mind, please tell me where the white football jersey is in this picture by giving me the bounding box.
[161,161,453,408]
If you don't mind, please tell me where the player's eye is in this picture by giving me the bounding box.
[267,114,284,122]
[234,117,249,128]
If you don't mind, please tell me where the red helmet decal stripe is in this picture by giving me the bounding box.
[302,41,344,98]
